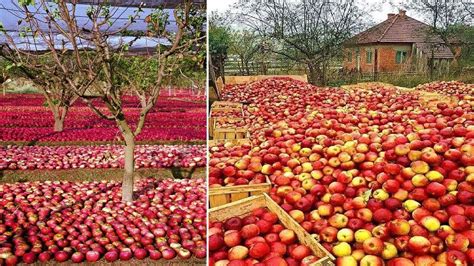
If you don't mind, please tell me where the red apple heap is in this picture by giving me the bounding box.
[415,81,474,100]
[212,78,474,265]
[209,143,268,186]
[209,207,320,266]
[1,144,206,170]
[0,179,206,264]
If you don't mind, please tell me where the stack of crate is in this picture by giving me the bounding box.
[209,101,250,146]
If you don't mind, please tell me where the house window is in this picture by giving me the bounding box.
[366,50,373,64]
[396,51,408,64]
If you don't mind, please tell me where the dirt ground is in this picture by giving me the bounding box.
[30,258,205,265]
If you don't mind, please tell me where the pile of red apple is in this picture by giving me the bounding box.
[209,143,268,187]
[214,118,247,129]
[0,144,206,170]
[0,93,206,143]
[211,109,244,118]
[209,207,321,266]
[0,178,206,264]
[213,78,473,265]
[415,81,474,99]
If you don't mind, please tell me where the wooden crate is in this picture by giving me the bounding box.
[208,138,252,147]
[210,117,246,138]
[209,194,335,266]
[210,107,244,118]
[212,127,249,140]
[211,101,243,109]
[209,176,271,208]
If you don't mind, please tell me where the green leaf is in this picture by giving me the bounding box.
[18,0,35,6]
[5,63,15,71]
[362,189,372,203]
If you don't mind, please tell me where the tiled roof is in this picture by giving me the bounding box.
[347,11,454,59]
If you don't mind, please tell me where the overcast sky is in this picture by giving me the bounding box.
[207,0,423,24]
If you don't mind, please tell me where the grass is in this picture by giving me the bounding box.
[0,167,205,184]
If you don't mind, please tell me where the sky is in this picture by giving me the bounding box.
[207,0,423,24]
[0,1,176,50]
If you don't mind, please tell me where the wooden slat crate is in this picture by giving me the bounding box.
[208,138,252,147]
[213,127,248,140]
[210,117,246,138]
[209,194,335,266]
[211,101,243,109]
[209,176,271,208]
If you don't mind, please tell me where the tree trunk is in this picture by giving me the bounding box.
[122,130,135,202]
[307,62,318,85]
[321,61,327,86]
[245,61,250,76]
[209,55,221,100]
[261,61,268,75]
[54,118,64,132]
[239,57,245,75]
[52,106,68,132]
[219,56,226,84]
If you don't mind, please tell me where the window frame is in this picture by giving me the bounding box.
[366,49,373,64]
[396,50,408,64]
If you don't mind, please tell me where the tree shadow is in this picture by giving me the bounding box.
[170,165,197,179]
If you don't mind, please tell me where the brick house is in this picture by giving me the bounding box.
[343,10,454,74]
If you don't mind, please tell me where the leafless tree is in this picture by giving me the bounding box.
[399,0,473,58]
[1,0,204,202]
[234,0,368,85]
[229,30,261,75]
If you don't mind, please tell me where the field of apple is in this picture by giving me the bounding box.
[0,178,207,264]
[0,89,207,264]
[1,144,205,170]
[0,92,206,143]
[209,78,473,266]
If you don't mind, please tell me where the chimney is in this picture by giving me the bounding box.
[387,13,396,19]
[399,10,406,16]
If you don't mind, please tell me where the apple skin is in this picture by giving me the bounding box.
[320,226,338,243]
[228,245,249,261]
[387,257,415,266]
[373,208,392,224]
[388,219,411,236]
[449,214,471,232]
[224,230,242,247]
[413,255,435,266]
[360,255,384,266]
[249,242,270,259]
[279,229,296,245]
[241,224,260,239]
[381,242,398,260]
[335,256,357,266]
[445,234,470,252]
[362,237,384,255]
[407,236,431,255]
